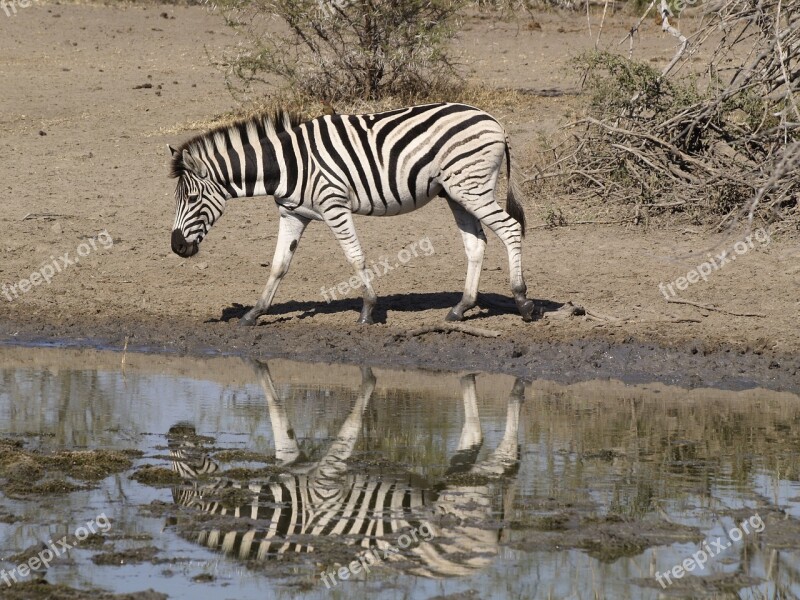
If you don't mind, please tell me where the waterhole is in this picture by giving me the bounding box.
[1,346,799,599]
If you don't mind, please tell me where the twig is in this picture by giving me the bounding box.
[528,214,638,229]
[659,0,689,77]
[596,0,611,48]
[21,213,66,221]
[586,0,592,40]
[648,200,687,208]
[584,308,622,322]
[666,297,766,317]
[524,168,606,183]
[542,301,588,320]
[775,0,800,121]
[619,0,657,51]
[404,323,502,338]
[635,317,703,324]
[562,218,635,226]
[121,335,129,382]
[581,118,719,176]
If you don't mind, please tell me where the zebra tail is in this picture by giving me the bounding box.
[504,139,526,237]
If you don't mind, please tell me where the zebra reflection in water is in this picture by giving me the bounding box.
[167,362,523,580]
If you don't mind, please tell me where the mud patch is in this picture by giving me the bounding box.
[0,582,168,600]
[130,466,183,486]
[0,442,138,497]
[509,513,703,562]
[212,449,275,463]
[91,546,160,566]
[633,573,764,595]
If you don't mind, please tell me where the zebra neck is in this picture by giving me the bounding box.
[205,135,285,200]
[228,135,285,199]
[259,135,283,198]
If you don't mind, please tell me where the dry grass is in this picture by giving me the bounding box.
[150,85,538,138]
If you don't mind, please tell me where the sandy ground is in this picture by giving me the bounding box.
[0,4,798,390]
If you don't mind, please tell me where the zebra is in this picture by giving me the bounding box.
[166,361,524,580]
[168,102,538,325]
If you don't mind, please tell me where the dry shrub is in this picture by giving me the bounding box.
[213,0,468,104]
[537,0,800,230]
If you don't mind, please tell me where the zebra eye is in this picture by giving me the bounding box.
[188,194,200,204]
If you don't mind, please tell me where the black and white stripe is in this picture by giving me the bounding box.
[167,422,219,479]
[166,365,524,578]
[168,103,536,325]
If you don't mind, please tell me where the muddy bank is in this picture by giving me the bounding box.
[1,313,797,393]
[2,583,166,600]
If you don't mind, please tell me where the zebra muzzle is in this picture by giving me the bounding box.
[171,229,199,258]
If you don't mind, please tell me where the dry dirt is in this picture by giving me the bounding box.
[0,4,798,390]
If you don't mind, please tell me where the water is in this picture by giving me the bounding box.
[1,346,800,599]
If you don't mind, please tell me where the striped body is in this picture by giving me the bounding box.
[169,103,536,324]
[174,103,505,216]
[167,365,524,578]
[171,471,433,559]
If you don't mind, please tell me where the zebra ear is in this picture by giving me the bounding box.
[181,149,208,179]
[168,145,180,160]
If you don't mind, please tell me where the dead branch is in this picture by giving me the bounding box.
[659,0,689,77]
[542,301,587,320]
[666,297,767,317]
[619,0,657,57]
[404,323,502,338]
[595,0,611,48]
[628,317,703,324]
[21,213,67,221]
[540,0,799,229]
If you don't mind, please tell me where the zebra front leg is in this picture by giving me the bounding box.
[314,367,376,479]
[240,209,310,327]
[248,359,302,466]
[445,199,487,322]
[322,204,377,324]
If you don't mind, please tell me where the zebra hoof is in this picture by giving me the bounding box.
[445,308,463,322]
[518,299,537,322]
[239,312,259,327]
[357,314,374,325]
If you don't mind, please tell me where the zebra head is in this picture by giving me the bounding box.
[168,145,229,258]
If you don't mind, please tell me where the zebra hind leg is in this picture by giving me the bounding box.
[470,377,525,477]
[446,189,536,322]
[445,374,484,475]
[444,199,487,322]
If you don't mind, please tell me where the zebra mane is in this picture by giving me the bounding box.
[169,109,305,179]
